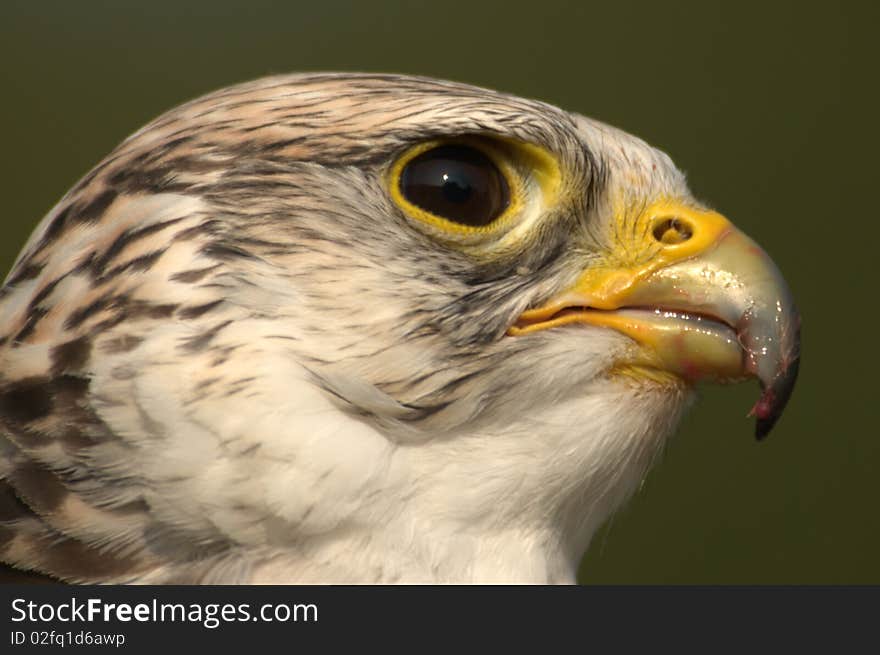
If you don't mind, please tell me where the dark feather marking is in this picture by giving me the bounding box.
[41,204,73,244]
[0,480,31,521]
[84,299,178,334]
[170,265,221,283]
[205,179,300,194]
[0,374,90,427]
[90,315,127,334]
[124,301,179,321]
[65,296,112,330]
[109,166,190,194]
[174,223,217,243]
[115,497,150,515]
[8,462,68,514]
[102,251,164,277]
[201,243,258,261]
[51,337,92,376]
[151,155,227,176]
[261,137,307,152]
[101,334,144,354]
[74,189,118,223]
[239,443,260,456]
[178,300,224,320]
[13,307,48,343]
[35,534,145,581]
[27,277,62,313]
[0,378,53,423]
[0,563,61,584]
[60,429,103,452]
[73,252,97,274]
[52,375,90,403]
[6,262,44,287]
[92,218,186,274]
[158,135,193,150]
[402,401,452,421]
[67,153,120,196]
[181,320,233,352]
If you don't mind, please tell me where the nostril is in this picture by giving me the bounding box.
[652,217,693,245]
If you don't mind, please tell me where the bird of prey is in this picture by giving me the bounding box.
[0,73,799,584]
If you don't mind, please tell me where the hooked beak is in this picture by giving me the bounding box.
[508,201,801,440]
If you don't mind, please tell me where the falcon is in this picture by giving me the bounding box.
[0,73,800,584]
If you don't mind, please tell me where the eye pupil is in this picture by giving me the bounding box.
[441,173,472,204]
[399,144,509,227]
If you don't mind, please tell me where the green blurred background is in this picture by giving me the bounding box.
[1,1,876,583]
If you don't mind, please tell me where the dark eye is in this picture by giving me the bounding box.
[398,144,510,227]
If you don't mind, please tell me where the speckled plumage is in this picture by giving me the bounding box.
[0,73,713,583]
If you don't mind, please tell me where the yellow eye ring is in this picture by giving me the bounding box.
[388,138,524,239]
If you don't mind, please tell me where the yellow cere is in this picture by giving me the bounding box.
[507,199,746,386]
[577,199,733,308]
[510,200,733,325]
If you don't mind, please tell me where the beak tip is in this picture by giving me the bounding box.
[750,354,800,441]
[754,418,773,442]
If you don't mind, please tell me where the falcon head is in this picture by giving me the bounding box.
[0,73,799,583]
